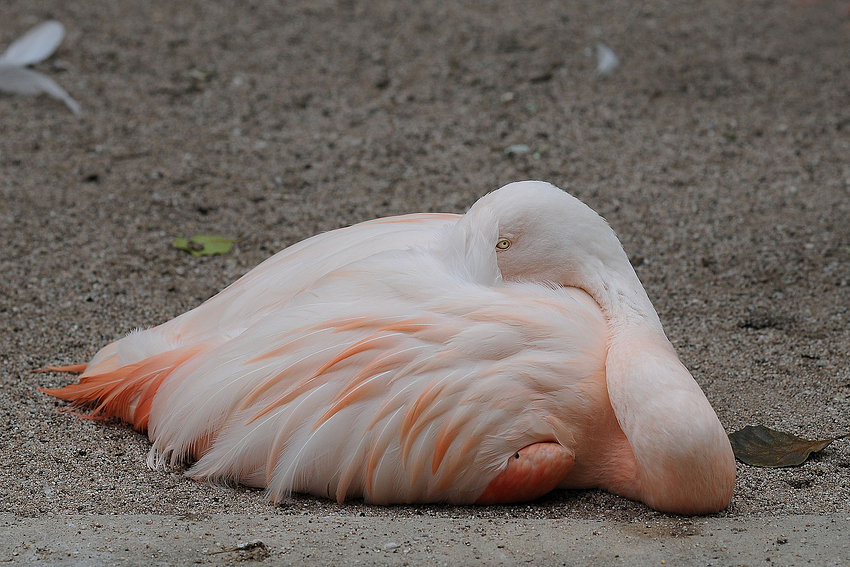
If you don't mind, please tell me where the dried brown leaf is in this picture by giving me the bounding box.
[728,424,845,468]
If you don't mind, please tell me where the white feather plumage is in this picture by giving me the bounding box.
[147,207,606,504]
[42,181,736,514]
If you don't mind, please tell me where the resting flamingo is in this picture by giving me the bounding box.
[39,181,735,515]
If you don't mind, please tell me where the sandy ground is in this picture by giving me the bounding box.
[1,0,849,564]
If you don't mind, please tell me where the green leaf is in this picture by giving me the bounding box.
[728,424,845,468]
[173,234,236,257]
[173,236,190,250]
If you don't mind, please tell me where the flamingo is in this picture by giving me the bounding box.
[39,181,736,515]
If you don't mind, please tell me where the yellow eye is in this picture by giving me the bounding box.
[496,238,511,250]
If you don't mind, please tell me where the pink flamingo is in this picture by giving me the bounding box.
[40,181,735,514]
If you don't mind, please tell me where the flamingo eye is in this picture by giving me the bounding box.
[496,238,511,250]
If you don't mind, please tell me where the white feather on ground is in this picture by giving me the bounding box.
[0,21,65,67]
[596,43,620,75]
[0,20,80,115]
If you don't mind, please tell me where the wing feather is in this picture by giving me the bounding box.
[45,203,619,504]
[144,239,607,503]
[56,206,610,504]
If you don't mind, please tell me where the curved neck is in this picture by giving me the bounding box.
[604,323,735,514]
[582,260,735,514]
[599,264,662,326]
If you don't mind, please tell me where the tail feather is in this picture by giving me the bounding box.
[40,344,207,431]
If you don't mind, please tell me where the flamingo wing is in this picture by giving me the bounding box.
[147,245,608,504]
[43,204,612,504]
[167,213,461,342]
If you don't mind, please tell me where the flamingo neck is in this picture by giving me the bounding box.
[581,265,735,514]
[601,315,735,514]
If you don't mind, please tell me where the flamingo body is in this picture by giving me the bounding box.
[41,181,735,514]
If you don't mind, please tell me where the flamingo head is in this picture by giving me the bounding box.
[467,180,659,326]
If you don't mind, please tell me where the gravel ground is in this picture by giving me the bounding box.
[1,0,849,564]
